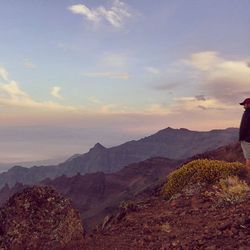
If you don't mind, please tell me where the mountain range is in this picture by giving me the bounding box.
[0,127,239,188]
[0,141,244,230]
[0,141,246,248]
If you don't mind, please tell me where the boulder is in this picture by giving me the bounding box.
[0,186,84,250]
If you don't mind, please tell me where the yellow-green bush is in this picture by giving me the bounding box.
[162,159,245,199]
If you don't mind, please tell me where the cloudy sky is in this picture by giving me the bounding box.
[0,0,249,163]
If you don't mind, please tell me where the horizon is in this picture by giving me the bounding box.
[0,125,239,165]
[0,0,249,162]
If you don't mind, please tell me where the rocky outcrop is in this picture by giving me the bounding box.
[0,186,84,250]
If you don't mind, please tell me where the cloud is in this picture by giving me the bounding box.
[87,96,102,104]
[145,67,161,75]
[172,96,232,112]
[0,73,76,112]
[83,71,129,80]
[183,51,221,71]
[24,59,36,69]
[68,0,131,28]
[195,95,206,101]
[184,51,250,104]
[0,67,9,81]
[68,4,99,22]
[145,104,171,115]
[51,86,63,99]
[154,82,181,91]
[99,52,128,68]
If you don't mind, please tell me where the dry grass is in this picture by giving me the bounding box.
[213,175,250,206]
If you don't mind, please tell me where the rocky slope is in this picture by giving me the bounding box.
[84,178,250,249]
[189,142,245,164]
[0,127,238,188]
[0,186,84,250]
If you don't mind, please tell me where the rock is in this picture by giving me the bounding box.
[102,215,114,230]
[218,222,232,231]
[0,186,84,250]
[115,210,126,222]
[142,225,152,235]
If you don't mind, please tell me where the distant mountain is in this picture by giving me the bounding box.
[0,157,182,230]
[0,127,239,188]
[0,157,67,173]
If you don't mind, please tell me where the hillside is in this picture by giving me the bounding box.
[0,127,239,188]
[0,157,181,230]
[84,159,250,249]
[189,142,245,163]
[85,182,250,249]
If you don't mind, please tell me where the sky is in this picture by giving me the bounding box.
[0,0,249,163]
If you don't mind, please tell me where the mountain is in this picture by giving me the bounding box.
[0,157,181,231]
[0,141,245,231]
[0,127,239,188]
[0,142,247,249]
[0,157,67,173]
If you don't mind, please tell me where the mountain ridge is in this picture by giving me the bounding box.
[0,127,239,188]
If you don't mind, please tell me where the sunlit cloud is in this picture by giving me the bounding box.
[185,51,250,104]
[0,67,9,81]
[69,4,99,22]
[83,71,129,80]
[183,51,221,71]
[68,0,132,28]
[145,104,171,115]
[100,104,117,114]
[51,86,63,99]
[0,71,76,112]
[173,96,230,111]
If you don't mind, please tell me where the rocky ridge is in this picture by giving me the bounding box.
[0,127,238,188]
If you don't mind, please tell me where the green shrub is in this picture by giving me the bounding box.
[161,159,245,199]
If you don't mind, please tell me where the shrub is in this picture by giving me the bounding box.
[213,175,250,206]
[161,159,245,199]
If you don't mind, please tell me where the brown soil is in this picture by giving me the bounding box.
[84,182,250,250]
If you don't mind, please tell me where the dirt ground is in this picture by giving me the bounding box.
[84,183,250,250]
